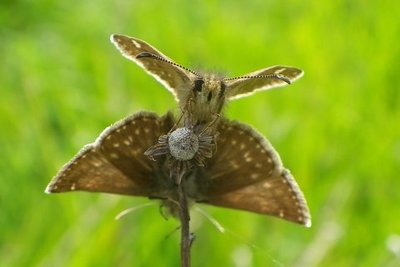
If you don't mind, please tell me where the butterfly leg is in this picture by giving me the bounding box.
[199,113,220,135]
[168,97,194,134]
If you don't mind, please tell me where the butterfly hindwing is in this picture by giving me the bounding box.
[200,119,311,226]
[45,145,144,196]
[46,111,175,196]
[98,111,174,188]
[111,34,194,103]
[225,66,304,100]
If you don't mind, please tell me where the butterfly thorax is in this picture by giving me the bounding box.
[186,74,226,129]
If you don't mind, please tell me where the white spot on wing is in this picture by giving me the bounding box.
[131,149,140,156]
[251,173,259,179]
[113,143,120,147]
[110,153,119,159]
[263,182,271,188]
[93,161,101,167]
[131,40,142,48]
[229,160,239,169]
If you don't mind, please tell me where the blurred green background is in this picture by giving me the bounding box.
[1,0,399,266]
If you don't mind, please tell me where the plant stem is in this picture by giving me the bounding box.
[177,183,191,267]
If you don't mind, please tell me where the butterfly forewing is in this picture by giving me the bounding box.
[225,66,304,100]
[199,120,311,226]
[46,111,175,196]
[111,34,193,103]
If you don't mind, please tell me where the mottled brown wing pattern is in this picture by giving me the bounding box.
[202,119,282,195]
[98,111,174,187]
[46,111,175,196]
[200,119,311,226]
[45,145,144,196]
[225,66,304,100]
[111,34,194,103]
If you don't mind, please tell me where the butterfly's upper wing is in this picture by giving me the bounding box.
[111,34,195,103]
[46,111,175,197]
[224,66,303,100]
[198,119,311,226]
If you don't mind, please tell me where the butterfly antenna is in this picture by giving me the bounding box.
[136,52,201,77]
[193,207,226,233]
[193,207,284,266]
[223,74,291,84]
[115,202,156,220]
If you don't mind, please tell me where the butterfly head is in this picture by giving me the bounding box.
[188,74,226,125]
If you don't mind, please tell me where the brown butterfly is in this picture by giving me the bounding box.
[110,34,303,128]
[46,111,311,226]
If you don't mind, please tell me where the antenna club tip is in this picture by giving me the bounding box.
[276,74,291,84]
[136,52,154,59]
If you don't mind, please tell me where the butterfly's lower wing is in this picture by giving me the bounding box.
[111,34,195,103]
[199,120,311,226]
[225,66,303,100]
[46,111,175,197]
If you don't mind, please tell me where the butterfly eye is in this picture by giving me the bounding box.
[207,91,212,102]
[193,79,204,92]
